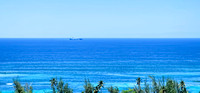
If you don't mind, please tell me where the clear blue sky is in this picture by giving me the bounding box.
[0,0,200,38]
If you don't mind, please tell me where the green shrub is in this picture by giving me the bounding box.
[50,78,73,93]
[83,79,93,93]
[135,77,143,93]
[121,76,189,93]
[10,77,189,93]
[166,79,176,93]
[50,78,58,93]
[57,78,64,93]
[63,83,73,93]
[180,81,187,93]
[144,78,150,93]
[121,88,136,93]
[13,78,33,93]
[13,79,25,93]
[107,86,119,93]
[94,80,104,93]
[149,76,159,93]
[24,83,33,93]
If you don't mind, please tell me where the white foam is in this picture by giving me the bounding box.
[6,83,13,86]
[0,74,27,77]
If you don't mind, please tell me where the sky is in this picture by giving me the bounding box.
[0,0,200,38]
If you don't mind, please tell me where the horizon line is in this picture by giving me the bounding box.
[0,37,200,39]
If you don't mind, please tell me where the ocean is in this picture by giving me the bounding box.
[0,38,200,93]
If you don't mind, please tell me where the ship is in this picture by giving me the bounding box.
[69,37,83,40]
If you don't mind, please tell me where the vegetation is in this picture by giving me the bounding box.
[9,76,190,93]
[63,83,73,93]
[50,78,73,93]
[94,80,104,93]
[107,86,119,93]
[83,79,94,93]
[25,83,33,93]
[50,78,57,93]
[121,76,188,93]
[13,79,33,93]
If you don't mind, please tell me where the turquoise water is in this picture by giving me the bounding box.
[0,38,200,92]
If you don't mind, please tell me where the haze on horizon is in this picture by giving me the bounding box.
[0,0,200,38]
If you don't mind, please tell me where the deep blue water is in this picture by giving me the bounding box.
[0,38,200,93]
